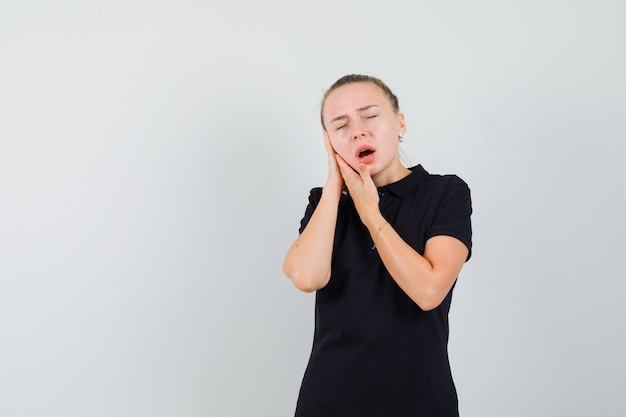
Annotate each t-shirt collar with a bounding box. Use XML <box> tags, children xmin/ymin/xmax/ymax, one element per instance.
<box><xmin>378</xmin><ymin>165</ymin><xmax>428</xmax><ymax>198</ymax></box>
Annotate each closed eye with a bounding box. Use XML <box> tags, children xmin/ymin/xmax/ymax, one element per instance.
<box><xmin>335</xmin><ymin>124</ymin><xmax>347</xmax><ymax>131</ymax></box>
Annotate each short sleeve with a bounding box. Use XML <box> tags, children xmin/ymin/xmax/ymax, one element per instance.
<box><xmin>298</xmin><ymin>188</ymin><xmax>323</xmax><ymax>234</ymax></box>
<box><xmin>427</xmin><ymin>176</ymin><xmax>473</xmax><ymax>261</ymax></box>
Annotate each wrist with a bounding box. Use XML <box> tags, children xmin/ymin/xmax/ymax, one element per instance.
<box><xmin>372</xmin><ymin>220</ymin><xmax>389</xmax><ymax>249</ymax></box>
<box><xmin>321</xmin><ymin>182</ymin><xmax>343</xmax><ymax>200</ymax></box>
<box><xmin>322</xmin><ymin>181</ymin><xmax>343</xmax><ymax>196</ymax></box>
<box><xmin>364</xmin><ymin>213</ymin><xmax>386</xmax><ymax>234</ymax></box>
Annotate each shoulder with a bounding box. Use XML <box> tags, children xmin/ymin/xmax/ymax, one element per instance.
<box><xmin>432</xmin><ymin>175</ymin><xmax>470</xmax><ymax>201</ymax></box>
<box><xmin>307</xmin><ymin>187</ymin><xmax>353</xmax><ymax>206</ymax></box>
<box><xmin>301</xmin><ymin>186</ymin><xmax>325</xmax><ymax>207</ymax></box>
<box><xmin>410</xmin><ymin>165</ymin><xmax>470</xmax><ymax>197</ymax></box>
<box><xmin>308</xmin><ymin>186</ymin><xmax>323</xmax><ymax>200</ymax></box>
<box><xmin>427</xmin><ymin>174</ymin><xmax>471</xmax><ymax>208</ymax></box>
<box><xmin>422</xmin><ymin>169</ymin><xmax>469</xmax><ymax>189</ymax></box>
<box><xmin>414</xmin><ymin>168</ymin><xmax>473</xmax><ymax>258</ymax></box>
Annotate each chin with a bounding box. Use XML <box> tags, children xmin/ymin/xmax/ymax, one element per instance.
<box><xmin>363</xmin><ymin>163</ymin><xmax>381</xmax><ymax>176</ymax></box>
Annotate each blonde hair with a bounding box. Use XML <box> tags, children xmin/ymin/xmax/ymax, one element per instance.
<box><xmin>320</xmin><ymin>74</ymin><xmax>400</xmax><ymax>129</ymax></box>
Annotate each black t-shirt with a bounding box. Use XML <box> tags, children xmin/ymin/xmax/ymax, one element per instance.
<box><xmin>294</xmin><ymin>165</ymin><xmax>473</xmax><ymax>417</ymax></box>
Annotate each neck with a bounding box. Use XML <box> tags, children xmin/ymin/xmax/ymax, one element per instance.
<box><xmin>372</xmin><ymin>163</ymin><xmax>411</xmax><ymax>187</ymax></box>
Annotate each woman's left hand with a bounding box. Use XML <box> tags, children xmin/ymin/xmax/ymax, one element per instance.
<box><xmin>335</xmin><ymin>155</ymin><xmax>381</xmax><ymax>227</ymax></box>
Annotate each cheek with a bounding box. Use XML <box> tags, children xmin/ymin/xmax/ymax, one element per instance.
<box><xmin>329</xmin><ymin>135</ymin><xmax>348</xmax><ymax>155</ymax></box>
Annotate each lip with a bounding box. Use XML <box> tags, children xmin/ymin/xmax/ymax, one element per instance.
<box><xmin>355</xmin><ymin>144</ymin><xmax>376</xmax><ymax>164</ymax></box>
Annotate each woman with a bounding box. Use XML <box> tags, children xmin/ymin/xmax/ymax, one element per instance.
<box><xmin>283</xmin><ymin>74</ymin><xmax>472</xmax><ymax>416</ymax></box>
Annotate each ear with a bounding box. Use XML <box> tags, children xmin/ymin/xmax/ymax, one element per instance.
<box><xmin>397</xmin><ymin>113</ymin><xmax>406</xmax><ymax>136</ymax></box>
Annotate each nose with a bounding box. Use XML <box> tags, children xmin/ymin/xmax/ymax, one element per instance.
<box><xmin>351</xmin><ymin>122</ymin><xmax>367</xmax><ymax>140</ymax></box>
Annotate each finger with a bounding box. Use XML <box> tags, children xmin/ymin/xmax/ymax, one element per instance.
<box><xmin>335</xmin><ymin>155</ymin><xmax>357</xmax><ymax>179</ymax></box>
<box><xmin>358</xmin><ymin>164</ymin><xmax>377</xmax><ymax>187</ymax></box>
<box><xmin>335</xmin><ymin>153</ymin><xmax>347</xmax><ymax>169</ymax></box>
<box><xmin>336</xmin><ymin>154</ymin><xmax>357</xmax><ymax>173</ymax></box>
<box><xmin>358</xmin><ymin>163</ymin><xmax>370</xmax><ymax>180</ymax></box>
<box><xmin>323</xmin><ymin>132</ymin><xmax>335</xmax><ymax>155</ymax></box>
<box><xmin>335</xmin><ymin>157</ymin><xmax>356</xmax><ymax>190</ymax></box>
<box><xmin>335</xmin><ymin>154</ymin><xmax>348</xmax><ymax>176</ymax></box>
<box><xmin>335</xmin><ymin>158</ymin><xmax>357</xmax><ymax>197</ymax></box>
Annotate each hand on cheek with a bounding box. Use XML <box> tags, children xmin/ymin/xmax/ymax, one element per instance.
<box><xmin>335</xmin><ymin>155</ymin><xmax>380</xmax><ymax>223</ymax></box>
<box><xmin>323</xmin><ymin>132</ymin><xmax>344</xmax><ymax>190</ymax></box>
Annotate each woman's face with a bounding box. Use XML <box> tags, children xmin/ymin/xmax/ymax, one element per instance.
<box><xmin>322</xmin><ymin>82</ymin><xmax>405</xmax><ymax>178</ymax></box>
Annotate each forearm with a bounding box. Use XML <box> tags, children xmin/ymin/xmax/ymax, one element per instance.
<box><xmin>283</xmin><ymin>184</ymin><xmax>341</xmax><ymax>292</ymax></box>
<box><xmin>365</xmin><ymin>215</ymin><xmax>466</xmax><ymax>311</ymax></box>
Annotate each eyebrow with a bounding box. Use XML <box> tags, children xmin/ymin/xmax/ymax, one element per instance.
<box><xmin>328</xmin><ymin>105</ymin><xmax>380</xmax><ymax>125</ymax></box>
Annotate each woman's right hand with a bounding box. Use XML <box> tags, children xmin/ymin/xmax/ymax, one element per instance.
<box><xmin>323</xmin><ymin>131</ymin><xmax>344</xmax><ymax>193</ymax></box>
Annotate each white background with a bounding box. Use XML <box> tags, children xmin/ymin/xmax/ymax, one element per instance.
<box><xmin>1</xmin><ymin>1</ymin><xmax>625</xmax><ymax>416</ymax></box>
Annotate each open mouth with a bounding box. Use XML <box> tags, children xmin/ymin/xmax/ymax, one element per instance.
<box><xmin>356</xmin><ymin>144</ymin><xmax>376</xmax><ymax>160</ymax></box>
<box><xmin>359</xmin><ymin>149</ymin><xmax>375</xmax><ymax>158</ymax></box>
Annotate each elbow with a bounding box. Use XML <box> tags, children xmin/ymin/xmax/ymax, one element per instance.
<box><xmin>291</xmin><ymin>277</ymin><xmax>319</xmax><ymax>293</ymax></box>
<box><xmin>416</xmin><ymin>298</ymin><xmax>442</xmax><ymax>312</ymax></box>
<box><xmin>412</xmin><ymin>284</ymin><xmax>449</xmax><ymax>312</ymax></box>
<box><xmin>288</xmin><ymin>272</ymin><xmax>322</xmax><ymax>293</ymax></box>
<box><xmin>411</xmin><ymin>271</ymin><xmax>458</xmax><ymax>311</ymax></box>
<box><xmin>282</xmin><ymin>260</ymin><xmax>326</xmax><ymax>293</ymax></box>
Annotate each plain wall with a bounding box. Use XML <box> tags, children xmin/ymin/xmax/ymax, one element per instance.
<box><xmin>1</xmin><ymin>1</ymin><xmax>625</xmax><ymax>416</ymax></box>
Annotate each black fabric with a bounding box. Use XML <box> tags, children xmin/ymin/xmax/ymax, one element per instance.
<box><xmin>294</xmin><ymin>165</ymin><xmax>472</xmax><ymax>417</ymax></box>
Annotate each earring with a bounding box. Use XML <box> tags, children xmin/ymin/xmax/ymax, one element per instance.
<box><xmin>398</xmin><ymin>134</ymin><xmax>404</xmax><ymax>143</ymax></box>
